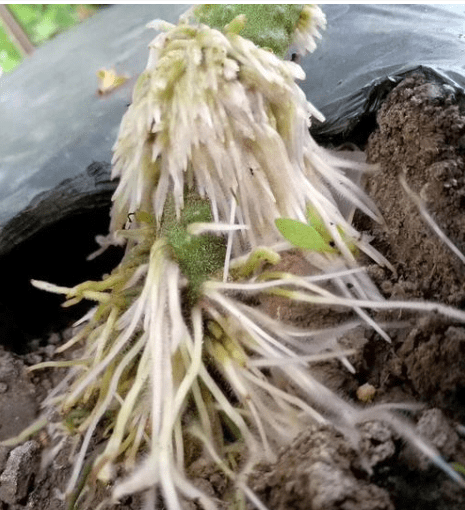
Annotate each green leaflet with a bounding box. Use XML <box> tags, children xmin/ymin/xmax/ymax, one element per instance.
<box><xmin>275</xmin><ymin>217</ymin><xmax>337</xmax><ymax>253</ymax></box>
<box><xmin>276</xmin><ymin>205</ymin><xmax>358</xmax><ymax>255</ymax></box>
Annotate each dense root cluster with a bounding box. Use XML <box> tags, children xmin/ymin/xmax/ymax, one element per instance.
<box><xmin>16</xmin><ymin>10</ymin><xmax>465</xmax><ymax>510</ymax></box>
<box><xmin>110</xmin><ymin>18</ymin><xmax>382</xmax><ymax>263</ymax></box>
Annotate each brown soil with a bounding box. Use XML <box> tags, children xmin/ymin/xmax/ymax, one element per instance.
<box><xmin>2</xmin><ymin>74</ymin><xmax>465</xmax><ymax>510</ymax></box>
<box><xmin>361</xmin><ymin>74</ymin><xmax>465</xmax><ymax>417</ymax></box>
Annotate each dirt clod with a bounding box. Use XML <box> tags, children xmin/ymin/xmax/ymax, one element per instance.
<box><xmin>415</xmin><ymin>409</ymin><xmax>460</xmax><ymax>467</ymax></box>
<box><xmin>0</xmin><ymin>349</ymin><xmax>37</xmax><ymax>442</ymax></box>
<box><xmin>0</xmin><ymin>441</ymin><xmax>40</xmax><ymax>505</ymax></box>
<box><xmin>250</xmin><ymin>424</ymin><xmax>394</xmax><ymax>510</ymax></box>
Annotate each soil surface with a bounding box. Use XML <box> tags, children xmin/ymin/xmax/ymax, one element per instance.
<box><xmin>2</xmin><ymin>74</ymin><xmax>465</xmax><ymax>509</ymax></box>
<box><xmin>362</xmin><ymin>74</ymin><xmax>465</xmax><ymax>418</ymax></box>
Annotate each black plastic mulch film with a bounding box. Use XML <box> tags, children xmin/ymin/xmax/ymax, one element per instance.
<box><xmin>301</xmin><ymin>4</ymin><xmax>465</xmax><ymax>147</ymax></box>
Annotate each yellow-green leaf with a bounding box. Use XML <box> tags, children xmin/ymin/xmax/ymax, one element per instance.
<box><xmin>275</xmin><ymin>218</ymin><xmax>337</xmax><ymax>253</ymax></box>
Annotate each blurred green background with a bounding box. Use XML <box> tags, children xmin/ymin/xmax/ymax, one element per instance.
<box><xmin>0</xmin><ymin>4</ymin><xmax>102</xmax><ymax>74</ymax></box>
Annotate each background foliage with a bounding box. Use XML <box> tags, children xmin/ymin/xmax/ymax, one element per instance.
<box><xmin>0</xmin><ymin>4</ymin><xmax>101</xmax><ymax>74</ymax></box>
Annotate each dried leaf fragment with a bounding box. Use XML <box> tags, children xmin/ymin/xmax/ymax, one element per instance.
<box><xmin>97</xmin><ymin>67</ymin><xmax>129</xmax><ymax>95</ymax></box>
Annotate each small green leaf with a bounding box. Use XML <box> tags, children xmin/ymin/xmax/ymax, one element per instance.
<box><xmin>275</xmin><ymin>218</ymin><xmax>337</xmax><ymax>253</ymax></box>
